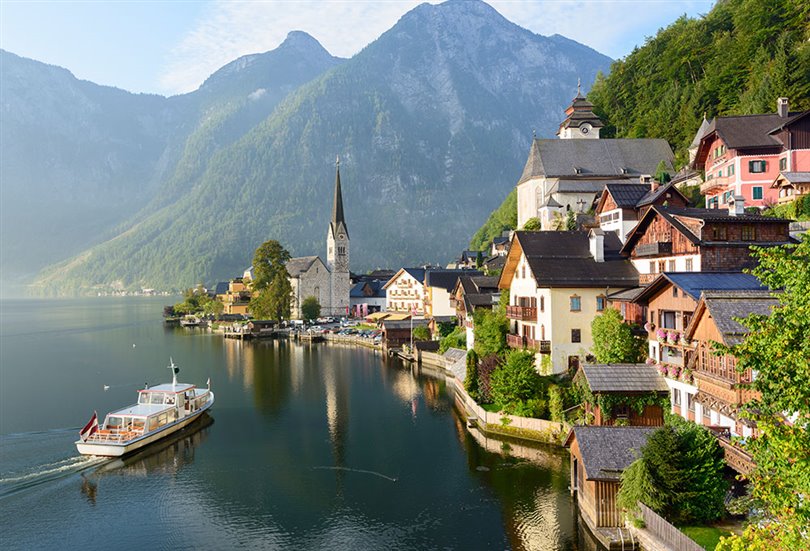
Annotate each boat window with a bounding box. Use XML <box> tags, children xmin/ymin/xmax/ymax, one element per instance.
<box><xmin>166</xmin><ymin>395</ymin><xmax>175</xmax><ymax>405</ymax></box>
<box><xmin>107</xmin><ymin>416</ymin><xmax>123</xmax><ymax>428</ymax></box>
<box><xmin>132</xmin><ymin>419</ymin><xmax>146</xmax><ymax>430</ymax></box>
<box><xmin>150</xmin><ymin>393</ymin><xmax>165</xmax><ymax>405</ymax></box>
<box><xmin>148</xmin><ymin>417</ymin><xmax>159</xmax><ymax>431</ymax></box>
<box><xmin>157</xmin><ymin>413</ymin><xmax>168</xmax><ymax>427</ymax></box>
<box><xmin>139</xmin><ymin>393</ymin><xmax>149</xmax><ymax>404</ymax></box>
<box><xmin>168</xmin><ymin>410</ymin><xmax>177</xmax><ymax>422</ymax></box>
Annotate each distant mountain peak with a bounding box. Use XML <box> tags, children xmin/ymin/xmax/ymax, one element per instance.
<box><xmin>280</xmin><ymin>30</ymin><xmax>328</xmax><ymax>54</ymax></box>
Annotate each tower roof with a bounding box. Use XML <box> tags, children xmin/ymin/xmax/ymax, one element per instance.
<box><xmin>330</xmin><ymin>157</ymin><xmax>348</xmax><ymax>238</ymax></box>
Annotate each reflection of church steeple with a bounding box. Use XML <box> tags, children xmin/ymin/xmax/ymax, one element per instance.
<box><xmin>324</xmin><ymin>364</ymin><xmax>349</xmax><ymax>486</ymax></box>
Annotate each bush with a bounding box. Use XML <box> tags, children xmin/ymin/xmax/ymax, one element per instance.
<box><xmin>490</xmin><ymin>350</ymin><xmax>541</xmax><ymax>410</ymax></box>
<box><xmin>464</xmin><ymin>349</ymin><xmax>480</xmax><ymax>401</ymax></box>
<box><xmin>477</xmin><ymin>354</ymin><xmax>500</xmax><ymax>404</ymax></box>
<box><xmin>591</xmin><ymin>308</ymin><xmax>646</xmax><ymax>364</ymax></box>
<box><xmin>301</xmin><ymin>296</ymin><xmax>321</xmax><ymax>321</ymax></box>
<box><xmin>411</xmin><ymin>326</ymin><xmax>430</xmax><ymax>341</ymax></box>
<box><xmin>439</xmin><ymin>325</ymin><xmax>466</xmax><ymax>353</ymax></box>
<box><xmin>548</xmin><ymin>384</ymin><xmax>565</xmax><ymax>422</ymax></box>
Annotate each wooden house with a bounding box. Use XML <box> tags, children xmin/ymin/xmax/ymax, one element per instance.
<box><xmin>565</xmin><ymin>426</ymin><xmax>656</xmax><ymax>530</ymax></box>
<box><xmin>381</xmin><ymin>319</ymin><xmax>428</xmax><ymax>348</ymax></box>
<box><xmin>450</xmin><ymin>274</ymin><xmax>500</xmax><ymax>350</ymax></box>
<box><xmin>577</xmin><ymin>364</ymin><xmax>668</xmax><ymax>426</ymax></box>
<box><xmin>595</xmin><ymin>180</ymin><xmax>688</xmax><ymax>243</ymax></box>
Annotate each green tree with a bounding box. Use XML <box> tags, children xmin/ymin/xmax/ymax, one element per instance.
<box><xmin>490</xmin><ymin>349</ymin><xmax>542</xmax><ymax>412</ymax></box>
<box><xmin>655</xmin><ymin>160</ymin><xmax>671</xmax><ymax>183</ymax></box>
<box><xmin>301</xmin><ymin>296</ymin><xmax>321</xmax><ymax>321</ymax></box>
<box><xmin>465</xmin><ymin>349</ymin><xmax>480</xmax><ymax>401</ymax></box>
<box><xmin>411</xmin><ymin>326</ymin><xmax>430</xmax><ymax>341</ymax></box>
<box><xmin>439</xmin><ymin>325</ymin><xmax>466</xmax><ymax>353</ymax></box>
<box><xmin>522</xmin><ymin>217</ymin><xmax>542</xmax><ymax>231</ymax></box>
<box><xmin>591</xmin><ymin>308</ymin><xmax>646</xmax><ymax>363</ymax></box>
<box><xmin>473</xmin><ymin>307</ymin><xmax>508</xmax><ymax>358</ymax></box>
<box><xmin>619</xmin><ymin>418</ymin><xmax>727</xmax><ymax>525</ymax></box>
<box><xmin>249</xmin><ymin>240</ymin><xmax>293</xmax><ymax>320</ymax></box>
<box><xmin>716</xmin><ymin>237</ymin><xmax>810</xmax><ymax>550</ymax></box>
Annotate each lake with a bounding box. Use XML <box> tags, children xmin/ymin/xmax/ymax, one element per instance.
<box><xmin>0</xmin><ymin>298</ymin><xmax>600</xmax><ymax>550</ymax></box>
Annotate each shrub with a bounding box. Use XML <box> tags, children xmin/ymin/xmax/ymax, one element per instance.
<box><xmin>464</xmin><ymin>349</ymin><xmax>480</xmax><ymax>401</ymax></box>
<box><xmin>439</xmin><ymin>325</ymin><xmax>466</xmax><ymax>353</ymax></box>
<box><xmin>476</xmin><ymin>354</ymin><xmax>500</xmax><ymax>404</ymax></box>
<box><xmin>411</xmin><ymin>326</ymin><xmax>430</xmax><ymax>341</ymax></box>
<box><xmin>592</xmin><ymin>309</ymin><xmax>646</xmax><ymax>363</ymax></box>
<box><xmin>490</xmin><ymin>350</ymin><xmax>541</xmax><ymax>410</ymax></box>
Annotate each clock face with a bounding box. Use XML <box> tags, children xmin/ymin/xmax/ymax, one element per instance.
<box><xmin>338</xmin><ymin>234</ymin><xmax>345</xmax><ymax>240</ymax></box>
<box><xmin>581</xmin><ymin>124</ymin><xmax>590</xmax><ymax>134</ymax></box>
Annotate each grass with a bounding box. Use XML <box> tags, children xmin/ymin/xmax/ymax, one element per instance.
<box><xmin>482</xmin><ymin>403</ymin><xmax>501</xmax><ymax>413</ymax></box>
<box><xmin>680</xmin><ymin>526</ymin><xmax>732</xmax><ymax>551</ymax></box>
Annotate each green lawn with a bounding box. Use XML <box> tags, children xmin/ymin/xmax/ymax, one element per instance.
<box><xmin>680</xmin><ymin>526</ymin><xmax>732</xmax><ymax>550</ymax></box>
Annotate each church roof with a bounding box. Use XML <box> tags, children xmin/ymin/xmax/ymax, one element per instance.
<box><xmin>285</xmin><ymin>256</ymin><xmax>323</xmax><ymax>277</ymax></box>
<box><xmin>518</xmin><ymin>139</ymin><xmax>674</xmax><ymax>184</ymax></box>
<box><xmin>330</xmin><ymin>161</ymin><xmax>349</xmax><ymax>239</ymax></box>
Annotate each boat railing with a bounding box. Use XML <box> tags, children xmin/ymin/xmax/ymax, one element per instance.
<box><xmin>88</xmin><ymin>427</ymin><xmax>144</xmax><ymax>443</ymax></box>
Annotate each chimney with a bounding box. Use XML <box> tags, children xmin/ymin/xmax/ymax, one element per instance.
<box><xmin>589</xmin><ymin>229</ymin><xmax>604</xmax><ymax>263</ymax></box>
<box><xmin>640</xmin><ymin>174</ymin><xmax>657</xmax><ymax>192</ymax></box>
<box><xmin>778</xmin><ymin>97</ymin><xmax>789</xmax><ymax>118</ymax></box>
<box><xmin>728</xmin><ymin>195</ymin><xmax>745</xmax><ymax>216</ymax></box>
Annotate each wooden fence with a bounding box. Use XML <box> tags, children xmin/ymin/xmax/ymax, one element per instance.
<box><xmin>638</xmin><ymin>502</ymin><xmax>704</xmax><ymax>551</ymax></box>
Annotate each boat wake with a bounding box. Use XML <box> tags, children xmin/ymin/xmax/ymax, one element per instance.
<box><xmin>0</xmin><ymin>430</ymin><xmax>109</xmax><ymax>499</ymax></box>
<box><xmin>313</xmin><ymin>465</ymin><xmax>398</xmax><ymax>482</ymax></box>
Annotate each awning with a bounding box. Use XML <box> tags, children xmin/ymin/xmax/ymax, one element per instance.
<box><xmin>383</xmin><ymin>313</ymin><xmax>411</xmax><ymax>321</ymax></box>
<box><xmin>366</xmin><ymin>312</ymin><xmax>390</xmax><ymax>321</ymax></box>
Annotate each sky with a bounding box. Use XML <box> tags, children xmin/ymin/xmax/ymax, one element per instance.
<box><xmin>0</xmin><ymin>0</ymin><xmax>713</xmax><ymax>97</ymax></box>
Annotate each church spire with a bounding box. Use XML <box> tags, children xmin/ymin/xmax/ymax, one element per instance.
<box><xmin>331</xmin><ymin>156</ymin><xmax>348</xmax><ymax>238</ymax></box>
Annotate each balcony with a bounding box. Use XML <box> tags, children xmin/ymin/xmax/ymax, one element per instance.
<box><xmin>526</xmin><ymin>338</ymin><xmax>551</xmax><ymax>354</ymax></box>
<box><xmin>506</xmin><ymin>333</ymin><xmax>526</xmax><ymax>349</ymax></box>
<box><xmin>639</xmin><ymin>273</ymin><xmax>658</xmax><ymax>285</ymax></box>
<box><xmin>706</xmin><ymin>427</ymin><xmax>755</xmax><ymax>475</ymax></box>
<box><xmin>701</xmin><ymin>178</ymin><xmax>726</xmax><ymax>194</ymax></box>
<box><xmin>634</xmin><ymin>242</ymin><xmax>673</xmax><ymax>257</ymax></box>
<box><xmin>506</xmin><ymin>305</ymin><xmax>537</xmax><ymax>321</ymax></box>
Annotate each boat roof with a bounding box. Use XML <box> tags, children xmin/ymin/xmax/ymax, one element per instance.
<box><xmin>108</xmin><ymin>403</ymin><xmax>170</xmax><ymax>418</ymax></box>
<box><xmin>139</xmin><ymin>383</ymin><xmax>195</xmax><ymax>393</ymax></box>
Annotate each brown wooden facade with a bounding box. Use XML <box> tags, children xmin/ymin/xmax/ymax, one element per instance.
<box><xmin>586</xmin><ymin>399</ymin><xmax>664</xmax><ymax>427</ymax></box>
<box><xmin>568</xmin><ymin>437</ymin><xmax>622</xmax><ymax>529</ymax></box>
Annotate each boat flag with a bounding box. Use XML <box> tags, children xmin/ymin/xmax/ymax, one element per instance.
<box><xmin>79</xmin><ymin>411</ymin><xmax>99</xmax><ymax>442</ymax></box>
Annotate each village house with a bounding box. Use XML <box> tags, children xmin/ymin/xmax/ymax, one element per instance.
<box><xmin>383</xmin><ymin>268</ymin><xmax>426</xmax><ymax>316</ymax></box>
<box><xmin>620</xmin><ymin>203</ymin><xmax>792</xmax><ymax>285</ymax></box>
<box><xmin>516</xmin><ymin>88</ymin><xmax>674</xmax><ymax>230</ymax></box>
<box><xmin>380</xmin><ymin>319</ymin><xmax>429</xmax><ymax>348</ymax></box>
<box><xmin>566</xmin><ymin>426</ymin><xmax>656</xmax><ymax>532</ymax></box>
<box><xmin>499</xmin><ymin>230</ymin><xmax>639</xmax><ymax>374</ymax></box>
<box><xmin>424</xmin><ymin>269</ymin><xmax>481</xmax><ymax>319</ymax></box>
<box><xmin>594</xmin><ymin>179</ymin><xmax>689</xmax><ymax>243</ymax></box>
<box><xmin>215</xmin><ymin>278</ymin><xmax>251</xmax><ymax>315</ymax></box>
<box><xmin>771</xmin><ymin>171</ymin><xmax>810</xmax><ymax>204</ymax></box>
<box><xmin>681</xmin><ymin>289</ymin><xmax>778</xmax><ymax>474</ymax></box>
<box><xmin>450</xmin><ymin>274</ymin><xmax>500</xmax><ymax>350</ymax></box>
<box><xmin>692</xmin><ymin>98</ymin><xmax>810</xmax><ymax>209</ymax></box>
<box><xmin>577</xmin><ymin>364</ymin><xmax>668</xmax><ymax>427</ymax></box>
<box><xmin>490</xmin><ymin>231</ymin><xmax>512</xmax><ymax>257</ymax></box>
<box><xmin>349</xmin><ymin>279</ymin><xmax>386</xmax><ymax>318</ymax></box>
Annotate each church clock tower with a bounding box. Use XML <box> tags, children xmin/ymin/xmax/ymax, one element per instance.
<box><xmin>327</xmin><ymin>157</ymin><xmax>350</xmax><ymax>316</ymax></box>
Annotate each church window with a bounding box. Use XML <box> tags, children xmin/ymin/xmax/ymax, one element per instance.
<box><xmin>338</xmin><ymin>246</ymin><xmax>345</xmax><ymax>255</ymax></box>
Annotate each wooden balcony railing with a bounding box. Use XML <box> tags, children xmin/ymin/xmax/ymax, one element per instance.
<box><xmin>634</xmin><ymin>242</ymin><xmax>673</xmax><ymax>257</ymax></box>
<box><xmin>526</xmin><ymin>338</ymin><xmax>551</xmax><ymax>354</ymax></box>
<box><xmin>506</xmin><ymin>333</ymin><xmax>525</xmax><ymax>349</ymax></box>
<box><xmin>506</xmin><ymin>305</ymin><xmax>537</xmax><ymax>321</ymax></box>
<box><xmin>701</xmin><ymin>178</ymin><xmax>726</xmax><ymax>194</ymax></box>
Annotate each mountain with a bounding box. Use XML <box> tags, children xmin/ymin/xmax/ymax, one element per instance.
<box><xmin>13</xmin><ymin>0</ymin><xmax>612</xmax><ymax>294</ymax></box>
<box><xmin>469</xmin><ymin>0</ymin><xmax>810</xmax><ymax>250</ymax></box>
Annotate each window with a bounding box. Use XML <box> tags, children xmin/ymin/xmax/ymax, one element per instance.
<box><xmin>728</xmin><ymin>164</ymin><xmax>735</xmax><ymax>176</ymax></box>
<box><xmin>742</xmin><ymin>225</ymin><xmax>756</xmax><ymax>241</ymax></box>
<box><xmin>649</xmin><ymin>261</ymin><xmax>656</xmax><ymax>274</ymax></box>
<box><xmin>673</xmin><ymin>388</ymin><xmax>681</xmax><ymax>406</ymax></box>
<box><xmin>571</xmin><ymin>329</ymin><xmax>581</xmax><ymax>343</ymax></box>
<box><xmin>688</xmin><ymin>393</ymin><xmax>695</xmax><ymax>412</ymax></box>
<box><xmin>672</xmin><ymin>286</ymin><xmax>678</xmax><ymax>298</ymax></box>
<box><xmin>596</xmin><ymin>296</ymin><xmax>606</xmax><ymax>312</ymax></box>
<box><xmin>711</xmin><ymin>226</ymin><xmax>727</xmax><ymax>240</ymax></box>
<box><xmin>779</xmin><ymin>157</ymin><xmax>787</xmax><ymax>171</ymax></box>
<box><xmin>539</xmin><ymin>296</ymin><xmax>544</xmax><ymax>312</ymax></box>
<box><xmin>703</xmin><ymin>405</ymin><xmax>711</xmax><ymax>422</ymax></box>
<box><xmin>614</xmin><ymin>404</ymin><xmax>630</xmax><ymax>419</ymax></box>
<box><xmin>658</xmin><ymin>260</ymin><xmax>666</xmax><ymax>273</ymax></box>
<box><xmin>521</xmin><ymin>265</ymin><xmax>525</xmax><ymax>279</ymax></box>
<box><xmin>749</xmin><ymin>160</ymin><xmax>766</xmax><ymax>173</ymax></box>
<box><xmin>752</xmin><ymin>186</ymin><xmax>763</xmax><ymax>200</ymax></box>
<box><xmin>685</xmin><ymin>258</ymin><xmax>693</xmax><ymax>271</ymax></box>
<box><xmin>668</xmin><ymin>259</ymin><xmax>676</xmax><ymax>272</ymax></box>
<box><xmin>570</xmin><ymin>295</ymin><xmax>581</xmax><ymax>311</ymax></box>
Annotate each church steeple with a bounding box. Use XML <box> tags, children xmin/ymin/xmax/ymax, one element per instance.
<box><xmin>330</xmin><ymin>156</ymin><xmax>348</xmax><ymax>238</ymax></box>
<box><xmin>557</xmin><ymin>82</ymin><xmax>603</xmax><ymax>139</ymax></box>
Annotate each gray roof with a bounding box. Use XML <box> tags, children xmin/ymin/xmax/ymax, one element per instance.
<box><xmin>604</xmin><ymin>184</ymin><xmax>651</xmax><ymax>208</ymax></box>
<box><xmin>458</xmin><ymin>275</ymin><xmax>500</xmax><ymax>311</ymax></box>
<box><xmin>214</xmin><ymin>282</ymin><xmax>229</xmax><ymax>295</ymax></box>
<box><xmin>606</xmin><ymin>287</ymin><xmax>645</xmax><ymax>302</ymax></box>
<box><xmin>780</xmin><ymin>172</ymin><xmax>810</xmax><ymax>184</ymax></box>
<box><xmin>519</xmin><ymin>138</ymin><xmax>674</xmax><ymax>184</ymax></box>
<box><xmin>382</xmin><ymin>319</ymin><xmax>428</xmax><ymax>330</ymax></box>
<box><xmin>689</xmin><ymin>116</ymin><xmax>712</xmax><ymax>149</ymax></box>
<box><xmin>700</xmin><ymin>290</ymin><xmax>779</xmax><ymax>346</ymax></box>
<box><xmin>425</xmin><ymin>269</ymin><xmax>482</xmax><ymax>292</ymax></box>
<box><xmin>581</xmin><ymin>364</ymin><xmax>669</xmax><ymax>393</ymax></box>
<box><xmin>568</xmin><ymin>426</ymin><xmax>656</xmax><ymax>481</ymax></box>
<box><xmin>515</xmin><ymin>231</ymin><xmax>639</xmax><ymax>288</ymax></box>
<box><xmin>285</xmin><ymin>256</ymin><xmax>321</xmax><ymax>277</ymax></box>
<box><xmin>633</xmin><ymin>272</ymin><xmax>768</xmax><ymax>304</ymax></box>
<box><xmin>709</xmin><ymin>114</ymin><xmax>788</xmax><ymax>150</ymax></box>
<box><xmin>330</xmin><ymin>164</ymin><xmax>349</xmax><ymax>239</ymax></box>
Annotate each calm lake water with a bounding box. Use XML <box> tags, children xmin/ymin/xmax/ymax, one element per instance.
<box><xmin>0</xmin><ymin>298</ymin><xmax>600</xmax><ymax>550</ymax></box>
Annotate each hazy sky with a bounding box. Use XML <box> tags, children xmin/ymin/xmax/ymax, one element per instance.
<box><xmin>1</xmin><ymin>0</ymin><xmax>712</xmax><ymax>96</ymax></box>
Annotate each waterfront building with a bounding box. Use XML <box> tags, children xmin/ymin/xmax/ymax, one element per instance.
<box><xmin>450</xmin><ymin>275</ymin><xmax>500</xmax><ymax>350</ymax></box>
<box><xmin>286</xmin><ymin>256</ymin><xmax>332</xmax><ymax>319</ymax></box>
<box><xmin>516</xmin><ymin>89</ymin><xmax>674</xmax><ymax>230</ymax></box>
<box><xmin>349</xmin><ymin>279</ymin><xmax>387</xmax><ymax>317</ymax></box>
<box><xmin>383</xmin><ymin>268</ymin><xmax>426</xmax><ymax>315</ymax></box>
<box><xmin>499</xmin><ymin>230</ymin><xmax>638</xmax><ymax>374</ymax></box>
<box><xmin>216</xmin><ymin>278</ymin><xmax>251</xmax><ymax>315</ymax></box>
<box><xmin>424</xmin><ymin>269</ymin><xmax>481</xmax><ymax>319</ymax></box>
<box><xmin>565</xmin><ymin>426</ymin><xmax>656</xmax><ymax>531</ymax></box>
<box><xmin>692</xmin><ymin>98</ymin><xmax>810</xmax><ymax>209</ymax></box>
<box><xmin>576</xmin><ymin>364</ymin><xmax>668</xmax><ymax>427</ymax></box>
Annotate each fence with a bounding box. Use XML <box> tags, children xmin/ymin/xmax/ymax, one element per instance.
<box><xmin>637</xmin><ymin>502</ymin><xmax>704</xmax><ymax>551</ymax></box>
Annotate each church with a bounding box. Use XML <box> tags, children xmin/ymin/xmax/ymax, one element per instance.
<box><xmin>284</xmin><ymin>159</ymin><xmax>352</xmax><ymax>318</ymax></box>
<box><xmin>516</xmin><ymin>85</ymin><xmax>675</xmax><ymax>230</ymax></box>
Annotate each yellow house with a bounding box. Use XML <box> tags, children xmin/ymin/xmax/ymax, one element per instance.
<box><xmin>216</xmin><ymin>278</ymin><xmax>251</xmax><ymax>315</ymax></box>
<box><xmin>499</xmin><ymin>230</ymin><xmax>639</xmax><ymax>374</ymax></box>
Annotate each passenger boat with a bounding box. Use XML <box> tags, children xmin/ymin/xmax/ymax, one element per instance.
<box><xmin>76</xmin><ymin>359</ymin><xmax>214</xmax><ymax>457</ymax></box>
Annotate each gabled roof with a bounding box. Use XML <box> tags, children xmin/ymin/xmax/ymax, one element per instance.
<box><xmin>632</xmin><ymin>272</ymin><xmax>767</xmax><ymax>304</ymax></box>
<box><xmin>382</xmin><ymin>267</ymin><xmax>426</xmax><ymax>290</ymax></box>
<box><xmin>214</xmin><ymin>282</ymin><xmax>229</xmax><ymax>295</ymax></box>
<box><xmin>689</xmin><ymin>116</ymin><xmax>712</xmax><ymax>149</ymax></box>
<box><xmin>636</xmin><ymin>182</ymin><xmax>688</xmax><ymax>208</ymax></box>
<box><xmin>710</xmin><ymin>114</ymin><xmax>785</xmax><ymax>149</ymax></box>
<box><xmin>500</xmin><ymin>231</ymin><xmax>639</xmax><ymax>289</ymax></box>
<box><xmin>455</xmin><ymin>275</ymin><xmax>500</xmax><ymax>312</ymax></box>
<box><xmin>772</xmin><ymin>171</ymin><xmax>810</xmax><ymax>187</ymax></box>
<box><xmin>518</xmin><ymin>139</ymin><xmax>674</xmax><ymax>184</ymax></box>
<box><xmin>425</xmin><ymin>269</ymin><xmax>482</xmax><ymax>292</ymax></box>
<box><xmin>580</xmin><ymin>364</ymin><xmax>669</xmax><ymax>393</ymax></box>
<box><xmin>621</xmin><ymin>205</ymin><xmax>792</xmax><ymax>255</ymax></box>
<box><xmin>685</xmin><ymin>289</ymin><xmax>779</xmax><ymax>346</ymax></box>
<box><xmin>597</xmin><ymin>182</ymin><xmax>687</xmax><ymax>213</ymax></box>
<box><xmin>350</xmin><ymin>279</ymin><xmax>386</xmax><ymax>298</ymax></box>
<box><xmin>565</xmin><ymin>426</ymin><xmax>656</xmax><ymax>481</ymax></box>
<box><xmin>285</xmin><ymin>256</ymin><xmax>323</xmax><ymax>277</ymax></box>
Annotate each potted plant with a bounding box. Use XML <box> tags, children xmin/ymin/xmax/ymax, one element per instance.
<box><xmin>667</xmin><ymin>331</ymin><xmax>680</xmax><ymax>344</ymax></box>
<box><xmin>656</xmin><ymin>328</ymin><xmax>667</xmax><ymax>341</ymax></box>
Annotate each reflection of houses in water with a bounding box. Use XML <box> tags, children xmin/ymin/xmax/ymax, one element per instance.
<box><xmin>223</xmin><ymin>337</ymin><xmax>253</xmax><ymax>390</ymax></box>
<box><xmin>323</xmin><ymin>364</ymin><xmax>350</xmax><ymax>486</ymax></box>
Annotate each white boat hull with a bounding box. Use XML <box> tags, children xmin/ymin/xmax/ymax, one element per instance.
<box><xmin>76</xmin><ymin>392</ymin><xmax>214</xmax><ymax>457</ymax></box>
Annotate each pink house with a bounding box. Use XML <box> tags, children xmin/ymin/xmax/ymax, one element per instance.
<box><xmin>693</xmin><ymin>98</ymin><xmax>810</xmax><ymax>209</ymax></box>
